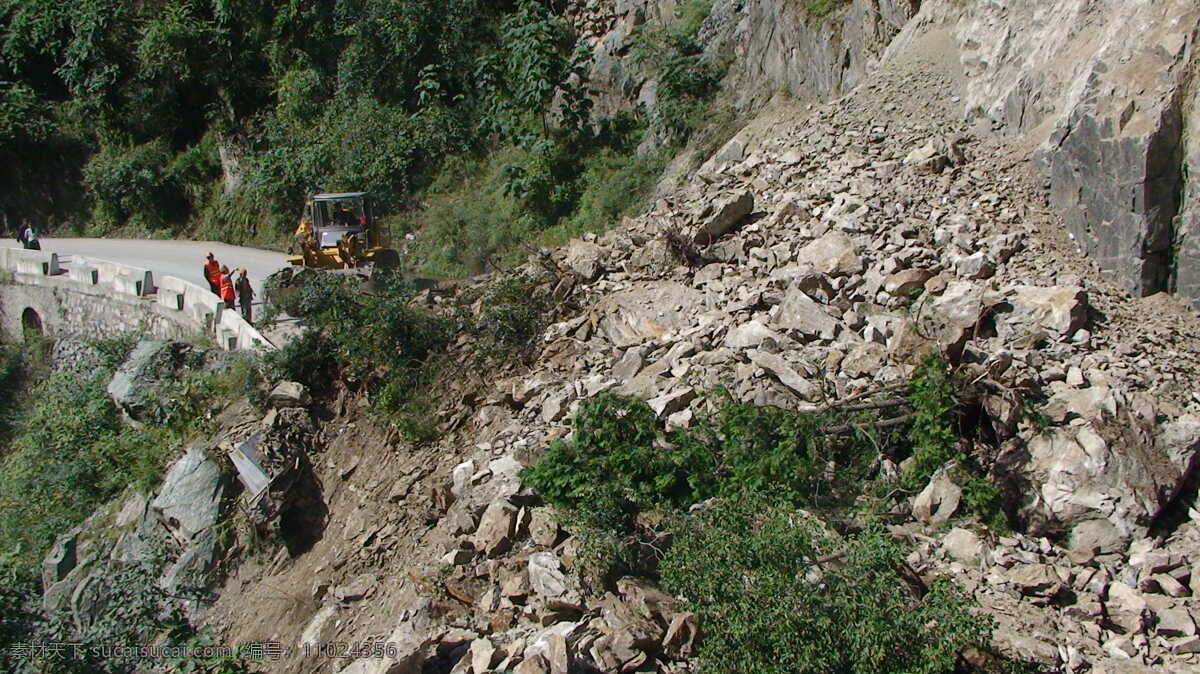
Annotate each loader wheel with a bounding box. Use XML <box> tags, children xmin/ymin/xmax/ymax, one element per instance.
<box><xmin>372</xmin><ymin>248</ymin><xmax>400</xmax><ymax>270</ymax></box>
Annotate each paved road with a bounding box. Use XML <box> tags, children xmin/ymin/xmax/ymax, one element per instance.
<box><xmin>1</xmin><ymin>237</ymin><xmax>291</xmax><ymax>299</ymax></box>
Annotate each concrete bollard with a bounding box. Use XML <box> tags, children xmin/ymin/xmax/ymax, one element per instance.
<box><xmin>11</xmin><ymin>250</ymin><xmax>61</xmax><ymax>276</ymax></box>
<box><xmin>158</xmin><ymin>275</ymin><xmax>225</xmax><ymax>329</ymax></box>
<box><xmin>68</xmin><ymin>263</ymin><xmax>99</xmax><ymax>285</ymax></box>
<box><xmin>93</xmin><ymin>259</ymin><xmax>153</xmax><ymax>297</ymax></box>
<box><xmin>157</xmin><ymin>290</ymin><xmax>185</xmax><ymax>311</ymax></box>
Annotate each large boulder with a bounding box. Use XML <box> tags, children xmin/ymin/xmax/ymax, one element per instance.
<box><xmin>473</xmin><ymin>500</ymin><xmax>518</xmax><ymax>557</ymax></box>
<box><xmin>772</xmin><ymin>289</ymin><xmax>842</xmax><ymax>341</ymax></box>
<box><xmin>693</xmin><ymin>190</ymin><xmax>755</xmax><ymax>244</ymax></box>
<box><xmin>995</xmin><ymin>286</ymin><xmax>1088</xmax><ymax>342</ymax></box>
<box><xmin>565</xmin><ymin>240</ymin><xmax>605</xmax><ymax>281</ymax></box>
<box><xmin>107</xmin><ymin>340</ymin><xmax>211</xmax><ymax>424</ymax></box>
<box><xmin>746</xmin><ymin>350</ymin><xmax>817</xmax><ymax>398</ymax></box>
<box><xmin>912</xmin><ymin>464</ymin><xmax>963</xmax><ymax>524</ymax></box>
<box><xmin>150</xmin><ymin>445</ymin><xmax>225</xmax><ymax>545</ymax></box>
<box><xmin>593</xmin><ymin>283</ymin><xmax>705</xmax><ymax>347</ymax></box>
<box><xmin>724</xmin><ymin>319</ymin><xmax>787</xmax><ymax>349</ymax></box>
<box><xmin>1000</xmin><ymin>406</ymin><xmax>1200</xmax><ymax>539</ymax></box>
<box><xmin>528</xmin><ymin>551</ymin><xmax>570</xmax><ymax>599</ymax></box>
<box><xmin>792</xmin><ymin>233</ymin><xmax>863</xmax><ymax>276</ymax></box>
<box><xmin>918</xmin><ymin>281</ymin><xmax>1004</xmax><ymax>359</ymax></box>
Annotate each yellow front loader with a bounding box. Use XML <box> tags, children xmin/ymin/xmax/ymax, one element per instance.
<box><xmin>288</xmin><ymin>192</ymin><xmax>399</xmax><ymax>270</ymax></box>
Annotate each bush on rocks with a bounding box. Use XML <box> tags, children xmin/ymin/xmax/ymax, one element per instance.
<box><xmin>662</xmin><ymin>495</ymin><xmax>992</xmax><ymax>674</ymax></box>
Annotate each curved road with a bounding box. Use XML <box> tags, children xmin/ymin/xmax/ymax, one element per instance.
<box><xmin>1</xmin><ymin>237</ymin><xmax>290</xmax><ymax>300</ymax></box>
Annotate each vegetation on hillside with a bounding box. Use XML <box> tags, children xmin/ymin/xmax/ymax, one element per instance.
<box><xmin>264</xmin><ymin>266</ymin><xmax>556</xmax><ymax>440</ymax></box>
<box><xmin>0</xmin><ymin>337</ymin><xmax>259</xmax><ymax>583</ymax></box>
<box><xmin>522</xmin><ymin>355</ymin><xmax>1005</xmax><ymax>669</ymax></box>
<box><xmin>0</xmin><ymin>0</ymin><xmax>727</xmax><ymax>271</ymax></box>
<box><xmin>663</xmin><ymin>497</ymin><xmax>990</xmax><ymax>674</ymax></box>
<box><xmin>0</xmin><ymin>336</ymin><xmax>263</xmax><ymax>673</ymax></box>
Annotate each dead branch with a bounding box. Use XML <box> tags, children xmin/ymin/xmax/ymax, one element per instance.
<box><xmin>815</xmin><ymin>383</ymin><xmax>910</xmax><ymax>414</ymax></box>
<box><xmin>837</xmin><ymin>398</ymin><xmax>910</xmax><ymax>413</ymax></box>
<box><xmin>820</xmin><ymin>414</ymin><xmax>914</xmax><ymax>436</ymax></box>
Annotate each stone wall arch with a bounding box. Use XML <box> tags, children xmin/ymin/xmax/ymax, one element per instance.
<box><xmin>20</xmin><ymin>307</ymin><xmax>42</xmax><ymax>338</ymax></box>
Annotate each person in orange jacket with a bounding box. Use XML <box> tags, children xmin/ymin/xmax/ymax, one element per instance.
<box><xmin>204</xmin><ymin>253</ymin><xmax>221</xmax><ymax>295</ymax></box>
<box><xmin>219</xmin><ymin>265</ymin><xmax>236</xmax><ymax>310</ymax></box>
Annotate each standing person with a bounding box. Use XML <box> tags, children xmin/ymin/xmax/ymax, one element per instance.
<box><xmin>219</xmin><ymin>265</ymin><xmax>236</xmax><ymax>310</ymax></box>
<box><xmin>22</xmin><ymin>223</ymin><xmax>39</xmax><ymax>250</ymax></box>
<box><xmin>235</xmin><ymin>269</ymin><xmax>254</xmax><ymax>323</ymax></box>
<box><xmin>204</xmin><ymin>253</ymin><xmax>221</xmax><ymax>295</ymax></box>
<box><xmin>293</xmin><ymin>201</ymin><xmax>314</xmax><ymax>255</ymax></box>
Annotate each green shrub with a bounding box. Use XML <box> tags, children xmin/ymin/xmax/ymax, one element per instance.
<box><xmin>662</xmin><ymin>496</ymin><xmax>993</xmax><ymax>674</ymax></box>
<box><xmin>716</xmin><ymin>398</ymin><xmax>884</xmax><ymax>508</ymax></box>
<box><xmin>545</xmin><ymin>146</ymin><xmax>667</xmax><ymax>243</ymax></box>
<box><xmin>265</xmin><ymin>328</ymin><xmax>336</xmax><ymax>395</ymax></box>
<box><xmin>903</xmin><ymin>353</ymin><xmax>959</xmax><ymax>491</ymax></box>
<box><xmin>475</xmin><ymin>275</ymin><xmax>552</xmax><ymax>355</ymax></box>
<box><xmin>24</xmin><ymin>543</ymin><xmax>251</xmax><ymax>674</ymax></box>
<box><xmin>903</xmin><ymin>354</ymin><xmax>1008</xmax><ymax>529</ymax></box>
<box><xmin>83</xmin><ymin>140</ymin><xmax>186</xmax><ymax>230</ymax></box>
<box><xmin>266</xmin><ymin>270</ymin><xmax>454</xmax><ymax>433</ymax></box>
<box><xmin>0</xmin><ymin>336</ymin><xmax>256</xmax><ymax>579</ymax></box>
<box><xmin>0</xmin><ymin>346</ymin><xmax>23</xmax><ymax>440</ymax></box>
<box><xmin>523</xmin><ymin>392</ymin><xmax>894</xmax><ymax>534</ymax></box>
<box><xmin>632</xmin><ymin>0</ymin><xmax>728</xmax><ymax>142</ymax></box>
<box><xmin>412</xmin><ymin>132</ymin><xmax>662</xmax><ymax>278</ymax></box>
<box><xmin>523</xmin><ymin>393</ymin><xmax>719</xmax><ymax>531</ymax></box>
<box><xmin>411</xmin><ymin>148</ymin><xmax>530</xmax><ymax>277</ymax></box>
<box><xmin>0</xmin><ymin>367</ymin><xmax>125</xmax><ymax>572</ymax></box>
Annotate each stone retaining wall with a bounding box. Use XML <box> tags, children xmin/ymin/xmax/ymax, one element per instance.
<box><xmin>0</xmin><ymin>248</ymin><xmax>274</xmax><ymax>351</ymax></box>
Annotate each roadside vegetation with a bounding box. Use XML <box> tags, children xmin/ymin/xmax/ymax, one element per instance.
<box><xmin>264</xmin><ymin>266</ymin><xmax>556</xmax><ymax>441</ymax></box>
<box><xmin>0</xmin><ymin>335</ymin><xmax>262</xmax><ymax>673</ymax></box>
<box><xmin>0</xmin><ymin>336</ymin><xmax>259</xmax><ymax>584</ymax></box>
<box><xmin>0</xmin><ymin>0</ymin><xmax>730</xmax><ymax>276</ymax></box>
<box><xmin>522</xmin><ymin>355</ymin><xmax>1005</xmax><ymax>670</ymax></box>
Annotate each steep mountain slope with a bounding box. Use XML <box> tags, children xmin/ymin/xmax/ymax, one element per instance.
<box><xmin>28</xmin><ymin>2</ymin><xmax>1200</xmax><ymax>673</ymax></box>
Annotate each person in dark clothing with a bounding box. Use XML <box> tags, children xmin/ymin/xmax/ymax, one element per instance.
<box><xmin>235</xmin><ymin>269</ymin><xmax>254</xmax><ymax>323</ymax></box>
<box><xmin>21</xmin><ymin>224</ymin><xmax>39</xmax><ymax>250</ymax></box>
<box><xmin>334</xmin><ymin>205</ymin><xmax>356</xmax><ymax>227</ymax></box>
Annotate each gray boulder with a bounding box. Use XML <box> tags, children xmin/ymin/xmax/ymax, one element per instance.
<box><xmin>594</xmin><ymin>283</ymin><xmax>705</xmax><ymax>347</ymax></box>
<box><xmin>107</xmin><ymin>340</ymin><xmax>224</xmax><ymax>424</ymax></box>
<box><xmin>996</xmin><ymin>286</ymin><xmax>1088</xmax><ymax>341</ymax></box>
<box><xmin>772</xmin><ymin>289</ymin><xmax>842</xmax><ymax>341</ymax></box>
<box><xmin>693</xmin><ymin>191</ymin><xmax>755</xmax><ymax>244</ymax></box>
<box><xmin>150</xmin><ymin>445</ymin><xmax>225</xmax><ymax>545</ymax></box>
<box><xmin>1006</xmin><ymin>406</ymin><xmax>1199</xmax><ymax>540</ymax></box>
<box><xmin>793</xmin><ymin>233</ymin><xmax>863</xmax><ymax>276</ymax></box>
<box><xmin>268</xmin><ymin>381</ymin><xmax>310</xmax><ymax>408</ymax></box>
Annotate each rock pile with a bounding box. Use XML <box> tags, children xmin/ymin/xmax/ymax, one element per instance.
<box><xmin>318</xmin><ymin>36</ymin><xmax>1200</xmax><ymax>673</ymax></box>
<box><xmin>187</xmin><ymin>7</ymin><xmax>1200</xmax><ymax>674</ymax></box>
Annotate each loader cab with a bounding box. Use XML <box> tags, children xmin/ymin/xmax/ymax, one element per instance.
<box><xmin>310</xmin><ymin>192</ymin><xmax>374</xmax><ymax>249</ymax></box>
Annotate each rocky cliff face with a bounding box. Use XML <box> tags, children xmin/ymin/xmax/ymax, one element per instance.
<box><xmin>581</xmin><ymin>0</ymin><xmax>1200</xmax><ymax>306</ymax></box>
<box><xmin>570</xmin><ymin>0</ymin><xmax>920</xmax><ymax>127</ymax></box>
<box><xmin>951</xmin><ymin>0</ymin><xmax>1199</xmax><ymax>302</ymax></box>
